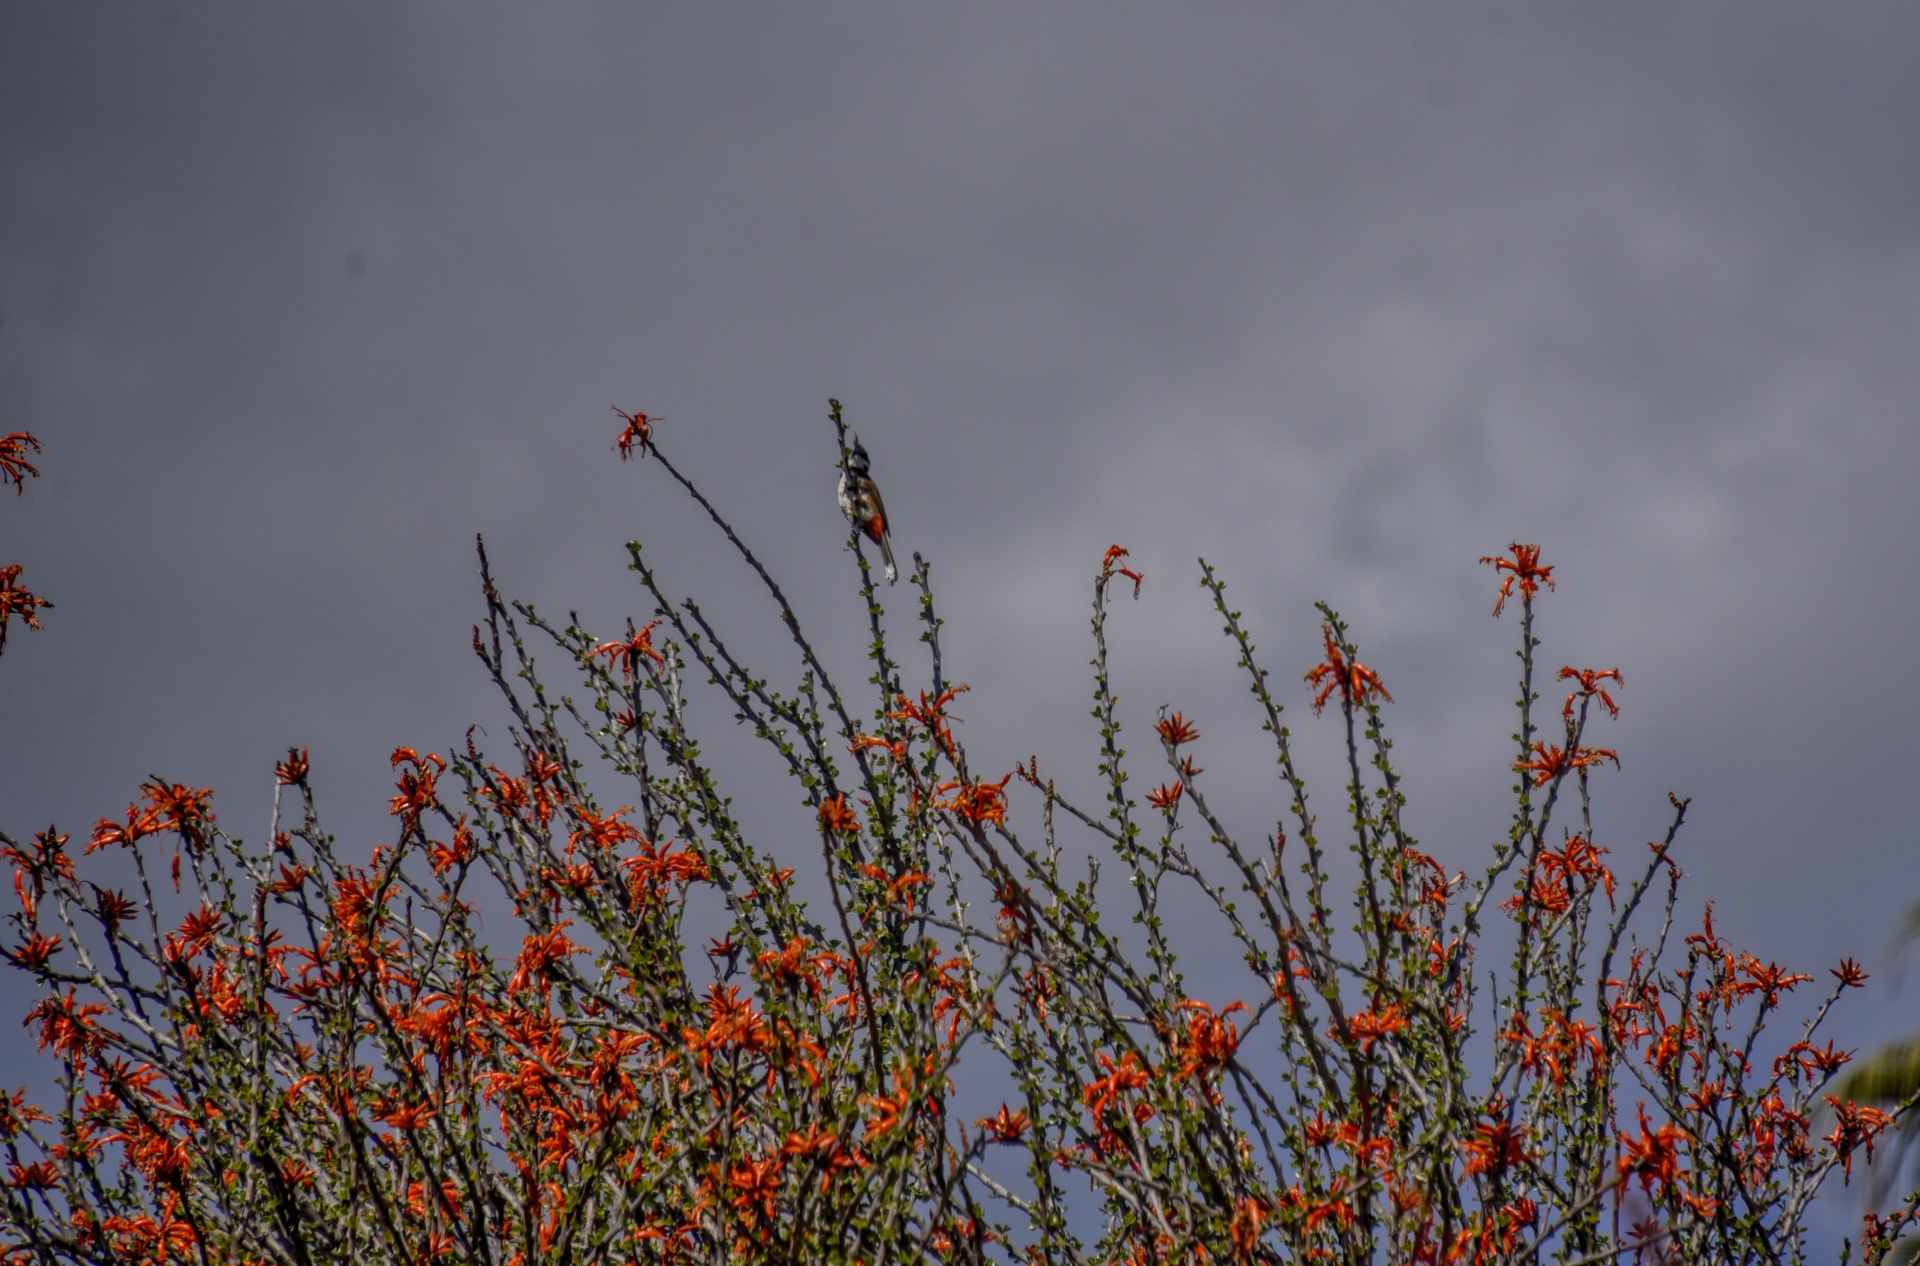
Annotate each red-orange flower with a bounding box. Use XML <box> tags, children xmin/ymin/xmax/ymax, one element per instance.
<box><xmin>23</xmin><ymin>989</ymin><xmax>108</xmax><ymax>1058</ymax></box>
<box><xmin>1229</xmin><ymin>1197</ymin><xmax>1270</xmax><ymax>1262</ymax></box>
<box><xmin>507</xmin><ymin>923</ymin><xmax>584</xmax><ymax>994</ymax></box>
<box><xmin>727</xmin><ymin>1154</ymin><xmax>783</xmax><ymax>1227</ymax></box>
<box><xmin>1558</xmin><ymin>666</ymin><xmax>1623</xmax><ymax>720</ymax></box>
<box><xmin>273</xmin><ymin>747</ymin><xmax>310</xmax><ymax>786</ymax></box>
<box><xmin>8</xmin><ymin>934</ymin><xmax>61</xmax><ymax>973</ymax></box>
<box><xmin>1300</xmin><ymin>1181</ymin><xmax>1355</xmax><ymax>1233</ymax></box>
<box><xmin>849</xmin><ymin>733</ymin><xmax>907</xmax><ymax>761</ymax></box>
<box><xmin>863</xmin><ymin>1082</ymin><xmax>913</xmax><ymax>1141</ymax></box>
<box><xmin>140</xmin><ymin>780</ymin><xmax>215</xmax><ymax>851</ymax></box>
<box><xmin>1305</xmin><ymin>624</ymin><xmax>1392</xmax><ymax>716</ymax></box>
<box><xmin>1345</xmin><ymin>1004</ymin><xmax>1407</xmax><ymax>1052</ymax></box>
<box><xmin>690</xmin><ymin>984</ymin><xmax>771</xmax><ymax>1064</ymax></box>
<box><xmin>933</xmin><ymin>773</ymin><xmax>1013</xmax><ymax>828</ymax></box>
<box><xmin>1101</xmin><ymin>544</ymin><xmax>1144</xmax><ymax>598</ymax></box>
<box><xmin>1082</xmin><ymin>1051</ymin><xmax>1150</xmax><ymax>1122</ymax></box>
<box><xmin>1617</xmin><ymin>1106</ymin><xmax>1688</xmax><ymax>1191</ymax></box>
<box><xmin>621</xmin><ymin>840</ymin><xmax>710</xmax><ymax>907</ymax></box>
<box><xmin>163</xmin><ymin>905</ymin><xmax>224</xmax><ymax>965</ymax></box>
<box><xmin>1145</xmin><ymin>781</ymin><xmax>1183</xmax><ymax>811</ymax></box>
<box><xmin>1515</xmin><ymin>742</ymin><xmax>1619</xmax><ymax>787</ymax></box>
<box><xmin>817</xmin><ymin>794</ymin><xmax>860</xmax><ymax>835</ymax></box>
<box><xmin>6</xmin><ymin>1161</ymin><xmax>58</xmax><ymax>1189</ymax></box>
<box><xmin>374</xmin><ymin>1099</ymin><xmax>437</xmax><ymax>1133</ymax></box>
<box><xmin>88</xmin><ymin>804</ymin><xmax>164</xmax><ymax>854</ymax></box>
<box><xmin>388</xmin><ymin>747</ymin><xmax>447</xmax><ymax>830</ymax></box>
<box><xmin>570</xmin><ymin>805</ymin><xmax>644</xmax><ymax>853</ymax></box>
<box><xmin>0</xmin><ymin>564</ymin><xmax>53</xmax><ymax>644</ymax></box>
<box><xmin>1154</xmin><ymin>712</ymin><xmax>1199</xmax><ymax>746</ymax></box>
<box><xmin>1503</xmin><ymin>1008</ymin><xmax>1605</xmax><ymax>1088</ymax></box>
<box><xmin>93</xmin><ymin>887</ymin><xmax>136</xmax><ymax>932</ymax></box>
<box><xmin>1480</xmin><ymin>542</ymin><xmax>1555</xmax><ymax>616</ymax></box>
<box><xmin>1173</xmin><ymin>1000</ymin><xmax>1246</xmax><ymax>1081</ymax></box>
<box><xmin>0</xmin><ymin>432</ymin><xmax>41</xmax><ymax>493</ymax></box>
<box><xmin>975</xmin><ymin>1104</ymin><xmax>1030</xmax><ymax>1143</ymax></box>
<box><xmin>1825</xmin><ymin>1096</ymin><xmax>1894</xmax><ymax>1178</ymax></box>
<box><xmin>3</xmin><ymin>827</ymin><xmax>73</xmax><ymax>921</ymax></box>
<box><xmin>612</xmin><ymin>407</ymin><xmax>655</xmax><ymax>461</ymax></box>
<box><xmin>593</xmin><ymin>620</ymin><xmax>665</xmax><ymax>678</ymax></box>
<box><xmin>1461</xmin><ymin>1117</ymin><xmax>1531</xmax><ymax>1179</ymax></box>
<box><xmin>858</xmin><ymin>864</ymin><xmax>931</xmax><ymax>914</ymax></box>
<box><xmin>889</xmin><ymin>684</ymin><xmax>969</xmax><ymax>759</ymax></box>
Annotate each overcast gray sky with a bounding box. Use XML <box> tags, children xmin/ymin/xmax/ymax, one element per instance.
<box><xmin>4</xmin><ymin>1</ymin><xmax>1920</xmax><ymax>1228</ymax></box>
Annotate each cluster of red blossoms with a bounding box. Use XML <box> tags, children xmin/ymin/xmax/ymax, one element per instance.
<box><xmin>0</xmin><ymin>433</ymin><xmax>50</xmax><ymax>654</ymax></box>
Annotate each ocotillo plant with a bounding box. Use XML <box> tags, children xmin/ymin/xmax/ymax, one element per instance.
<box><xmin>2</xmin><ymin>401</ymin><xmax>1914</xmax><ymax>1264</ymax></box>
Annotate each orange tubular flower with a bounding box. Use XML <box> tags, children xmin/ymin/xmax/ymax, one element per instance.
<box><xmin>140</xmin><ymin>781</ymin><xmax>215</xmax><ymax>851</ymax></box>
<box><xmin>933</xmin><ymin>773</ymin><xmax>1013</xmax><ymax>829</ymax></box>
<box><xmin>1173</xmin><ymin>1000</ymin><xmax>1246</xmax><ymax>1081</ymax></box>
<box><xmin>1344</xmin><ymin>1004</ymin><xmax>1408</xmax><ymax>1052</ymax></box>
<box><xmin>8</xmin><ymin>934</ymin><xmax>61</xmax><ymax>973</ymax></box>
<box><xmin>727</xmin><ymin>1155</ymin><xmax>783</xmax><ymax>1227</ymax></box>
<box><xmin>93</xmin><ymin>888</ymin><xmax>137</xmax><ymax>932</ymax></box>
<box><xmin>0</xmin><ymin>564</ymin><xmax>53</xmax><ymax>643</ymax></box>
<box><xmin>0</xmin><ymin>432</ymin><xmax>41</xmax><ymax>493</ymax></box>
<box><xmin>1101</xmin><ymin>544</ymin><xmax>1145</xmax><ymax>598</ymax></box>
<box><xmin>975</xmin><ymin>1104</ymin><xmax>1030</xmax><ymax>1144</ymax></box>
<box><xmin>691</xmin><ymin>984</ymin><xmax>771</xmax><ymax>1066</ymax></box>
<box><xmin>1229</xmin><ymin>1199</ymin><xmax>1270</xmax><ymax>1261</ymax></box>
<box><xmin>1558</xmin><ymin>666</ymin><xmax>1623</xmax><ymax>720</ymax></box>
<box><xmin>87</xmin><ymin>804</ymin><xmax>164</xmax><ymax>855</ymax></box>
<box><xmin>1154</xmin><ymin>712</ymin><xmax>1199</xmax><ymax>746</ymax></box>
<box><xmin>7</xmin><ymin>1160</ymin><xmax>59</xmax><ymax>1189</ymax></box>
<box><xmin>1082</xmin><ymin>1051</ymin><xmax>1151</xmax><ymax>1123</ymax></box>
<box><xmin>1461</xmin><ymin>1118</ymin><xmax>1532</xmax><ymax>1180</ymax></box>
<box><xmin>858</xmin><ymin>863</ymin><xmax>931</xmax><ymax>913</ymax></box>
<box><xmin>863</xmin><ymin>1083</ymin><xmax>913</xmax><ymax>1141</ymax></box>
<box><xmin>273</xmin><ymin>747</ymin><xmax>310</xmax><ymax>786</ymax></box>
<box><xmin>1305</xmin><ymin>624</ymin><xmax>1392</xmax><ymax>716</ymax></box>
<box><xmin>1480</xmin><ymin>542</ymin><xmax>1555</xmax><ymax>616</ymax></box>
<box><xmin>1145</xmin><ymin>781</ymin><xmax>1183</xmax><ymax>811</ymax></box>
<box><xmin>592</xmin><ymin>620</ymin><xmax>665</xmax><ymax>678</ymax></box>
<box><xmin>23</xmin><ymin>989</ymin><xmax>109</xmax><ymax>1059</ymax></box>
<box><xmin>817</xmin><ymin>794</ymin><xmax>860</xmax><ymax>835</ymax></box>
<box><xmin>388</xmin><ymin>748</ymin><xmax>447</xmax><ymax>830</ymax></box>
<box><xmin>622</xmin><ymin>840</ymin><xmax>710</xmax><ymax>907</ymax></box>
<box><xmin>1825</xmin><ymin>1097</ymin><xmax>1894</xmax><ymax>1178</ymax></box>
<box><xmin>507</xmin><ymin>923</ymin><xmax>584</xmax><ymax>995</ymax></box>
<box><xmin>569</xmin><ymin>804</ymin><xmax>644</xmax><ymax>853</ymax></box>
<box><xmin>849</xmin><ymin>733</ymin><xmax>907</xmax><ymax>761</ymax></box>
<box><xmin>611</xmin><ymin>407</ymin><xmax>655</xmax><ymax>461</ymax></box>
<box><xmin>3</xmin><ymin>828</ymin><xmax>74</xmax><ymax>921</ymax></box>
<box><xmin>374</xmin><ymin>1100</ymin><xmax>437</xmax><ymax>1133</ymax></box>
<box><xmin>1515</xmin><ymin>742</ymin><xmax>1619</xmax><ymax>787</ymax></box>
<box><xmin>1301</xmin><ymin>1182</ymin><xmax>1355</xmax><ymax>1233</ymax></box>
<box><xmin>889</xmin><ymin>684</ymin><xmax>969</xmax><ymax>759</ymax></box>
<box><xmin>1617</xmin><ymin>1106</ymin><xmax>1689</xmax><ymax>1192</ymax></box>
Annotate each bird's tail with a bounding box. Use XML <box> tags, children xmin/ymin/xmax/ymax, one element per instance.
<box><xmin>879</xmin><ymin>533</ymin><xmax>897</xmax><ymax>585</ymax></box>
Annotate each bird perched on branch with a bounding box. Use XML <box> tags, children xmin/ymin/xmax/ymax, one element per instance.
<box><xmin>838</xmin><ymin>437</ymin><xmax>897</xmax><ymax>584</ymax></box>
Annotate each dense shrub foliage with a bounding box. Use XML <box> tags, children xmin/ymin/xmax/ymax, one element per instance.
<box><xmin>2</xmin><ymin>406</ymin><xmax>1914</xmax><ymax>1263</ymax></box>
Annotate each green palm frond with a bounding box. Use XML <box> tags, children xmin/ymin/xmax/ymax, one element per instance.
<box><xmin>1837</xmin><ymin>1034</ymin><xmax>1920</xmax><ymax>1106</ymax></box>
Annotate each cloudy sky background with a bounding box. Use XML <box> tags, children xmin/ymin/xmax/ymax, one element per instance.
<box><xmin>5</xmin><ymin>1</ymin><xmax>1920</xmax><ymax>1235</ymax></box>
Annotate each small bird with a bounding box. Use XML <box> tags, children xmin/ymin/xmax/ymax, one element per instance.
<box><xmin>838</xmin><ymin>437</ymin><xmax>897</xmax><ymax>584</ymax></box>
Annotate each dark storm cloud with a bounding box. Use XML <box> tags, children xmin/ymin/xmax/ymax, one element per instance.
<box><xmin>4</xmin><ymin>10</ymin><xmax>1920</xmax><ymax>1237</ymax></box>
